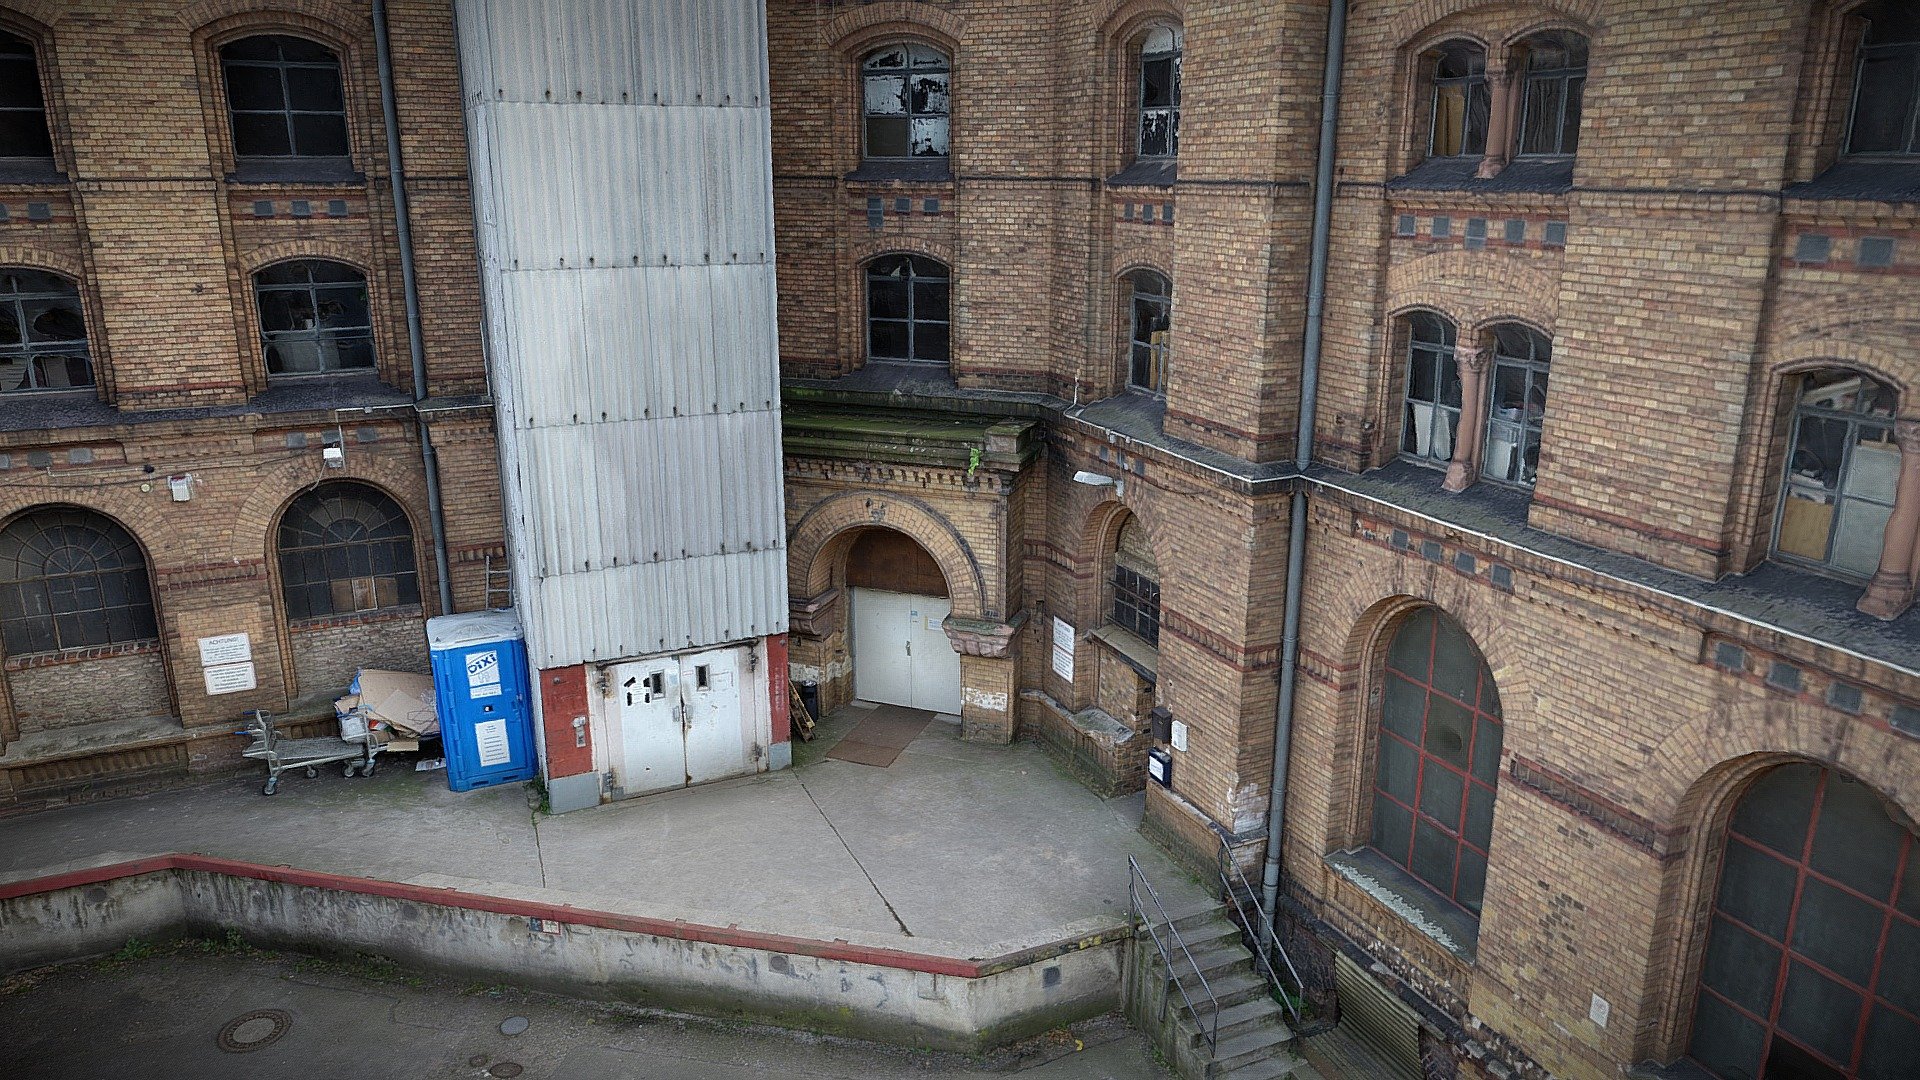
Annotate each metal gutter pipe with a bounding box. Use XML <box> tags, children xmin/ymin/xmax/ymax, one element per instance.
<box><xmin>373</xmin><ymin>0</ymin><xmax>456</xmax><ymax>617</ymax></box>
<box><xmin>1262</xmin><ymin>0</ymin><xmax>1348</xmax><ymax>938</ymax></box>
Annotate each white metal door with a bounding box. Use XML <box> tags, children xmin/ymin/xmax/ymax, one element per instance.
<box><xmin>680</xmin><ymin>646</ymin><xmax>746</xmax><ymax>785</ymax></box>
<box><xmin>907</xmin><ymin>598</ymin><xmax>960</xmax><ymax>712</ymax></box>
<box><xmin>612</xmin><ymin>661</ymin><xmax>684</xmax><ymax>796</ymax></box>
<box><xmin>853</xmin><ymin>588</ymin><xmax>958</xmax><ymax>713</ymax></box>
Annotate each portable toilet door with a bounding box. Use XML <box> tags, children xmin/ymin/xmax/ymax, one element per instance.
<box><xmin>427</xmin><ymin>610</ymin><xmax>537</xmax><ymax>792</ymax></box>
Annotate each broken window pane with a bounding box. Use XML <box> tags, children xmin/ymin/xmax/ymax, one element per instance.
<box><xmin>1481</xmin><ymin>323</ymin><xmax>1552</xmax><ymax>486</ymax></box>
<box><xmin>910</xmin><ymin>73</ymin><xmax>949</xmax><ymax>116</ymax></box>
<box><xmin>862</xmin><ymin>44</ymin><xmax>948</xmax><ymax>160</ymax></box>
<box><xmin>0</xmin><ymin>269</ymin><xmax>91</xmax><ymax>392</ymax></box>
<box><xmin>862</xmin><ymin>45</ymin><xmax>907</xmax><ymax>70</ymax></box>
<box><xmin>909</xmin><ymin>116</ymin><xmax>949</xmax><ymax>156</ymax></box>
<box><xmin>256</xmin><ymin>259</ymin><xmax>376</xmax><ymax>375</ymax></box>
<box><xmin>0</xmin><ymin>508</ymin><xmax>157</xmax><ymax>654</ymax></box>
<box><xmin>1137</xmin><ymin>30</ymin><xmax>1182</xmax><ymax>159</ymax></box>
<box><xmin>1776</xmin><ymin>368</ymin><xmax>1899</xmax><ymax>576</ymax></box>
<box><xmin>863</xmin><ymin>74</ymin><xmax>906</xmax><ymax>116</ymax></box>
<box><xmin>1127</xmin><ymin>271</ymin><xmax>1171</xmax><ymax>393</ymax></box>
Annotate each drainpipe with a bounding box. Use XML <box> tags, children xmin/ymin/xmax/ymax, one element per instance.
<box><xmin>373</xmin><ymin>0</ymin><xmax>456</xmax><ymax>617</ymax></box>
<box><xmin>1261</xmin><ymin>0</ymin><xmax>1348</xmax><ymax>942</ymax></box>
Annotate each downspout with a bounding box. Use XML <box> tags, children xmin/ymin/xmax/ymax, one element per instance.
<box><xmin>373</xmin><ymin>0</ymin><xmax>456</xmax><ymax>617</ymax></box>
<box><xmin>1261</xmin><ymin>0</ymin><xmax>1348</xmax><ymax>939</ymax></box>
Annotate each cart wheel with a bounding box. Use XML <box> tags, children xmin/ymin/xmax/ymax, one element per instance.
<box><xmin>263</xmin><ymin>781</ymin><xmax>276</xmax><ymax>795</ymax></box>
<box><xmin>343</xmin><ymin>763</ymin><xmax>358</xmax><ymax>777</ymax></box>
<box><xmin>305</xmin><ymin>766</ymin><xmax>318</xmax><ymax>778</ymax></box>
<box><xmin>363</xmin><ymin>761</ymin><xmax>376</xmax><ymax>778</ymax></box>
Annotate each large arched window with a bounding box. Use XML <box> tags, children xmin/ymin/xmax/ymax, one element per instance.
<box><xmin>1128</xmin><ymin>270</ymin><xmax>1172</xmax><ymax>394</ymax></box>
<box><xmin>0</xmin><ymin>508</ymin><xmax>157</xmax><ymax>656</ymax></box>
<box><xmin>865</xmin><ymin>254</ymin><xmax>949</xmax><ymax>364</ymax></box>
<box><xmin>1137</xmin><ymin>25</ymin><xmax>1182</xmax><ymax>159</ymax></box>
<box><xmin>1482</xmin><ymin>323</ymin><xmax>1551</xmax><ymax>486</ymax></box>
<box><xmin>0</xmin><ymin>31</ymin><xmax>54</xmax><ymax>164</ymax></box>
<box><xmin>1515</xmin><ymin>31</ymin><xmax>1587</xmax><ymax>157</ymax></box>
<box><xmin>861</xmin><ymin>44</ymin><xmax>949</xmax><ymax>161</ymax></box>
<box><xmin>1370</xmin><ymin>608</ymin><xmax>1502</xmax><ymax>915</ymax></box>
<box><xmin>1426</xmin><ymin>40</ymin><xmax>1489</xmax><ymax>158</ymax></box>
<box><xmin>1110</xmin><ymin>515</ymin><xmax>1160</xmax><ymax>646</ymax></box>
<box><xmin>1848</xmin><ymin>1</ymin><xmax>1920</xmax><ymax>156</ymax></box>
<box><xmin>220</xmin><ymin>35</ymin><xmax>350</xmax><ymax>165</ymax></box>
<box><xmin>278</xmin><ymin>483</ymin><xmax>419</xmax><ymax>620</ymax></box>
<box><xmin>1401</xmin><ymin>311</ymin><xmax>1459</xmax><ymax>464</ymax></box>
<box><xmin>1687</xmin><ymin>763</ymin><xmax>1917</xmax><ymax>1080</ymax></box>
<box><xmin>1775</xmin><ymin>369</ymin><xmax>1899</xmax><ymax>579</ymax></box>
<box><xmin>255</xmin><ymin>260</ymin><xmax>374</xmax><ymax>374</ymax></box>
<box><xmin>0</xmin><ymin>270</ymin><xmax>91</xmax><ymax>392</ymax></box>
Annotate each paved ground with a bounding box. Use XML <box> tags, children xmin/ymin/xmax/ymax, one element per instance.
<box><xmin>0</xmin><ymin>946</ymin><xmax>1175</xmax><ymax>1080</ymax></box>
<box><xmin>0</xmin><ymin>705</ymin><xmax>1212</xmax><ymax>958</ymax></box>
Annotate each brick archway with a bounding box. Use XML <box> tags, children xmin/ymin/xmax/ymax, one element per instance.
<box><xmin>789</xmin><ymin>491</ymin><xmax>988</xmax><ymax>621</ymax></box>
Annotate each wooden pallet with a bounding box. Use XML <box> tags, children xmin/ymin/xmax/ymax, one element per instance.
<box><xmin>789</xmin><ymin>684</ymin><xmax>816</xmax><ymax>742</ymax></box>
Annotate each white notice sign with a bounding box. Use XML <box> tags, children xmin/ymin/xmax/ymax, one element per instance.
<box><xmin>474</xmin><ymin>718</ymin><xmax>511</xmax><ymax>767</ymax></box>
<box><xmin>466</xmin><ymin>649</ymin><xmax>502</xmax><ymax>699</ymax></box>
<box><xmin>197</xmin><ymin>632</ymin><xmax>251</xmax><ymax>667</ymax></box>
<box><xmin>1051</xmin><ymin>618</ymin><xmax>1075</xmax><ymax>680</ymax></box>
<box><xmin>203</xmin><ymin>661</ymin><xmax>257</xmax><ymax>695</ymax></box>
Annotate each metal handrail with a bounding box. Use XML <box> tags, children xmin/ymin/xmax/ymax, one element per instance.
<box><xmin>1128</xmin><ymin>855</ymin><xmax>1221</xmax><ymax>1055</ymax></box>
<box><xmin>1219</xmin><ymin>840</ymin><xmax>1306</xmax><ymax>1027</ymax></box>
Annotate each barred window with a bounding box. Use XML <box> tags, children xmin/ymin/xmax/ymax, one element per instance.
<box><xmin>256</xmin><ymin>260</ymin><xmax>374</xmax><ymax>374</ymax></box>
<box><xmin>1110</xmin><ymin>516</ymin><xmax>1160</xmax><ymax>645</ymax></box>
<box><xmin>866</xmin><ymin>254</ymin><xmax>949</xmax><ymax>364</ymax></box>
<box><xmin>0</xmin><ymin>31</ymin><xmax>53</xmax><ymax>161</ymax></box>
<box><xmin>278</xmin><ymin>483</ymin><xmax>419</xmax><ymax>620</ymax></box>
<box><xmin>1138</xmin><ymin>25</ymin><xmax>1182</xmax><ymax>159</ymax></box>
<box><xmin>1128</xmin><ymin>270</ymin><xmax>1171</xmax><ymax>394</ymax></box>
<box><xmin>1426</xmin><ymin>40</ymin><xmax>1489</xmax><ymax>157</ymax></box>
<box><xmin>0</xmin><ymin>508</ymin><xmax>157</xmax><ymax>656</ymax></box>
<box><xmin>1400</xmin><ymin>311</ymin><xmax>1459</xmax><ymax>464</ymax></box>
<box><xmin>862</xmin><ymin>44</ymin><xmax>949</xmax><ymax>160</ymax></box>
<box><xmin>1516</xmin><ymin>31</ymin><xmax>1586</xmax><ymax>157</ymax></box>
<box><xmin>221</xmin><ymin>35</ymin><xmax>349</xmax><ymax>161</ymax></box>
<box><xmin>1849</xmin><ymin>1</ymin><xmax>1920</xmax><ymax>156</ymax></box>
<box><xmin>0</xmin><ymin>270</ymin><xmax>91</xmax><ymax>392</ymax></box>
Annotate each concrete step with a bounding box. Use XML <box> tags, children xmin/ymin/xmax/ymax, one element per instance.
<box><xmin>1145</xmin><ymin>915</ymin><xmax>1246</xmax><ymax>955</ymax></box>
<box><xmin>1206</xmin><ymin>1025</ymin><xmax>1297</xmax><ymax>1075</ymax></box>
<box><xmin>1215</xmin><ymin>1053</ymin><xmax>1313</xmax><ymax>1080</ymax></box>
<box><xmin>1170</xmin><ymin>969</ymin><xmax>1272</xmax><ymax>1014</ymax></box>
<box><xmin>1186</xmin><ymin>997</ymin><xmax>1290</xmax><ymax>1047</ymax></box>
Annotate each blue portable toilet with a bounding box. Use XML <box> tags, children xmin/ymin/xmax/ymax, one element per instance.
<box><xmin>427</xmin><ymin>609</ymin><xmax>537</xmax><ymax>792</ymax></box>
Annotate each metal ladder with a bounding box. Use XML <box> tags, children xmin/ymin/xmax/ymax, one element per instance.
<box><xmin>482</xmin><ymin>553</ymin><xmax>512</xmax><ymax>610</ymax></box>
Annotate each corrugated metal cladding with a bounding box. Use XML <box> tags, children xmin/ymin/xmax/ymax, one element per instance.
<box><xmin>456</xmin><ymin>0</ymin><xmax>786</xmax><ymax>668</ymax></box>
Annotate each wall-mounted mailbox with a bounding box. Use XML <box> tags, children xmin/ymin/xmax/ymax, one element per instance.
<box><xmin>1149</xmin><ymin>705</ymin><xmax>1173</xmax><ymax>743</ymax></box>
<box><xmin>1147</xmin><ymin>746</ymin><xmax>1172</xmax><ymax>788</ymax></box>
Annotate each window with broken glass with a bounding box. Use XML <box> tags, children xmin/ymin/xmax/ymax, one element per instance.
<box><xmin>0</xmin><ymin>508</ymin><xmax>158</xmax><ymax>656</ymax></box>
<box><xmin>1427</xmin><ymin>40</ymin><xmax>1489</xmax><ymax>157</ymax></box>
<box><xmin>1516</xmin><ymin>31</ymin><xmax>1586</xmax><ymax>157</ymax></box>
<box><xmin>1128</xmin><ymin>270</ymin><xmax>1171</xmax><ymax>394</ymax></box>
<box><xmin>1138</xmin><ymin>26</ymin><xmax>1182</xmax><ymax>159</ymax></box>
<box><xmin>0</xmin><ymin>270</ymin><xmax>90</xmax><ymax>392</ymax></box>
<box><xmin>1774</xmin><ymin>369</ymin><xmax>1899</xmax><ymax>579</ymax></box>
<box><xmin>1370</xmin><ymin>607</ymin><xmax>1502</xmax><ymax>917</ymax></box>
<box><xmin>865</xmin><ymin>254</ymin><xmax>949</xmax><ymax>364</ymax></box>
<box><xmin>1847</xmin><ymin>1</ymin><xmax>1920</xmax><ymax>156</ymax></box>
<box><xmin>256</xmin><ymin>260</ymin><xmax>374</xmax><ymax>375</ymax></box>
<box><xmin>1481</xmin><ymin>323</ymin><xmax>1550</xmax><ymax>487</ymax></box>
<box><xmin>1401</xmin><ymin>311</ymin><xmax>1460</xmax><ymax>465</ymax></box>
<box><xmin>221</xmin><ymin>35</ymin><xmax>350</xmax><ymax>164</ymax></box>
<box><xmin>1110</xmin><ymin>517</ymin><xmax>1160</xmax><ymax>646</ymax></box>
<box><xmin>0</xmin><ymin>32</ymin><xmax>54</xmax><ymax>164</ymax></box>
<box><xmin>862</xmin><ymin>44</ymin><xmax>949</xmax><ymax>160</ymax></box>
<box><xmin>278</xmin><ymin>483</ymin><xmax>419</xmax><ymax>620</ymax></box>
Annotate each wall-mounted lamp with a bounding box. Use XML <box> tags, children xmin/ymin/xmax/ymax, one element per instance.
<box><xmin>1072</xmin><ymin>470</ymin><xmax>1123</xmax><ymax>497</ymax></box>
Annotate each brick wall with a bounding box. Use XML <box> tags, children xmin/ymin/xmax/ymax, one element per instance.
<box><xmin>288</xmin><ymin>611</ymin><xmax>430</xmax><ymax>700</ymax></box>
<box><xmin>6</xmin><ymin>648</ymin><xmax>171</xmax><ymax>733</ymax></box>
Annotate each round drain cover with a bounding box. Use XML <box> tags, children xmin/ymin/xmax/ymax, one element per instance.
<box><xmin>499</xmin><ymin>1015</ymin><xmax>529</xmax><ymax>1036</ymax></box>
<box><xmin>468</xmin><ymin>1053</ymin><xmax>490</xmax><ymax>1068</ymax></box>
<box><xmin>216</xmin><ymin>1009</ymin><xmax>292</xmax><ymax>1053</ymax></box>
<box><xmin>489</xmin><ymin>1063</ymin><xmax>524</xmax><ymax>1078</ymax></box>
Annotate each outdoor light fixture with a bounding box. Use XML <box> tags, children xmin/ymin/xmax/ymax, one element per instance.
<box><xmin>1072</xmin><ymin>470</ymin><xmax>1123</xmax><ymax>496</ymax></box>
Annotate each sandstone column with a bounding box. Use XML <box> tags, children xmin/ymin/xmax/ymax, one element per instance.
<box><xmin>1444</xmin><ymin>346</ymin><xmax>1491</xmax><ymax>492</ymax></box>
<box><xmin>1476</xmin><ymin>69</ymin><xmax>1517</xmax><ymax>179</ymax></box>
<box><xmin>1858</xmin><ymin>419</ymin><xmax>1920</xmax><ymax>619</ymax></box>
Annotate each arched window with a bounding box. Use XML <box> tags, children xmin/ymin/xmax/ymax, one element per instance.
<box><xmin>0</xmin><ymin>508</ymin><xmax>157</xmax><ymax>655</ymax></box>
<box><xmin>1401</xmin><ymin>312</ymin><xmax>1459</xmax><ymax>463</ymax></box>
<box><xmin>1426</xmin><ymin>40</ymin><xmax>1489</xmax><ymax>158</ymax></box>
<box><xmin>1516</xmin><ymin>31</ymin><xmax>1587</xmax><ymax>157</ymax></box>
<box><xmin>255</xmin><ymin>260</ymin><xmax>374</xmax><ymax>374</ymax></box>
<box><xmin>1775</xmin><ymin>369</ymin><xmax>1899</xmax><ymax>578</ymax></box>
<box><xmin>1138</xmin><ymin>25</ymin><xmax>1182</xmax><ymax>159</ymax></box>
<box><xmin>1687</xmin><ymin>763</ymin><xmax>1917</xmax><ymax>1080</ymax></box>
<box><xmin>1128</xmin><ymin>270</ymin><xmax>1171</xmax><ymax>394</ymax></box>
<box><xmin>865</xmin><ymin>254</ymin><xmax>949</xmax><ymax>364</ymax></box>
<box><xmin>221</xmin><ymin>35</ymin><xmax>349</xmax><ymax>165</ymax></box>
<box><xmin>1110</xmin><ymin>515</ymin><xmax>1160</xmax><ymax>645</ymax></box>
<box><xmin>0</xmin><ymin>270</ymin><xmax>91</xmax><ymax>392</ymax></box>
<box><xmin>1849</xmin><ymin>1</ymin><xmax>1920</xmax><ymax>156</ymax></box>
<box><xmin>0</xmin><ymin>31</ymin><xmax>53</xmax><ymax>163</ymax></box>
<box><xmin>861</xmin><ymin>44</ymin><xmax>949</xmax><ymax>161</ymax></box>
<box><xmin>278</xmin><ymin>483</ymin><xmax>419</xmax><ymax>620</ymax></box>
<box><xmin>1482</xmin><ymin>323</ymin><xmax>1551</xmax><ymax>486</ymax></box>
<box><xmin>1370</xmin><ymin>608</ymin><xmax>1501</xmax><ymax>915</ymax></box>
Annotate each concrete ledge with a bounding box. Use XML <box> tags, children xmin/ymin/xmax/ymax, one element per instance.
<box><xmin>0</xmin><ymin>853</ymin><xmax>1127</xmax><ymax>1052</ymax></box>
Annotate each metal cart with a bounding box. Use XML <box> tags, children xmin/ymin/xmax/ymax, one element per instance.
<box><xmin>239</xmin><ymin>709</ymin><xmax>383</xmax><ymax>795</ymax></box>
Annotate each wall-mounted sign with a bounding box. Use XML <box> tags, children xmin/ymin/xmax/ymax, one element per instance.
<box><xmin>1051</xmin><ymin>617</ymin><xmax>1075</xmax><ymax>680</ymax></box>
<box><xmin>203</xmin><ymin>662</ymin><xmax>257</xmax><ymax>696</ymax></box>
<box><xmin>197</xmin><ymin>632</ymin><xmax>251</xmax><ymax>667</ymax></box>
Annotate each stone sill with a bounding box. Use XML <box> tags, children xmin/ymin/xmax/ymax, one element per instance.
<box><xmin>1325</xmin><ymin>848</ymin><xmax>1478</xmax><ymax>964</ymax></box>
<box><xmin>1089</xmin><ymin>624</ymin><xmax>1158</xmax><ymax>680</ymax></box>
<box><xmin>4</xmin><ymin>640</ymin><xmax>159</xmax><ymax>671</ymax></box>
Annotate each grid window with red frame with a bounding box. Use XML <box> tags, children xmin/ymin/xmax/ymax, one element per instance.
<box><xmin>1369</xmin><ymin>608</ymin><xmax>1503</xmax><ymax>915</ymax></box>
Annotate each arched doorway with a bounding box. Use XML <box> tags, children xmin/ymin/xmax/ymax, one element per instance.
<box><xmin>846</xmin><ymin>528</ymin><xmax>960</xmax><ymax>713</ymax></box>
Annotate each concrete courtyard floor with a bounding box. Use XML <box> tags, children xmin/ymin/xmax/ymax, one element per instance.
<box><xmin>1</xmin><ymin>946</ymin><xmax>1174</xmax><ymax>1080</ymax></box>
<box><xmin>0</xmin><ymin>704</ymin><xmax>1212</xmax><ymax>959</ymax></box>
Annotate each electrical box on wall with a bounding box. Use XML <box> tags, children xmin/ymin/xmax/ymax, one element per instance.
<box><xmin>1147</xmin><ymin>746</ymin><xmax>1172</xmax><ymax>788</ymax></box>
<box><xmin>167</xmin><ymin>474</ymin><xmax>192</xmax><ymax>502</ymax></box>
<box><xmin>1150</xmin><ymin>705</ymin><xmax>1172</xmax><ymax>743</ymax></box>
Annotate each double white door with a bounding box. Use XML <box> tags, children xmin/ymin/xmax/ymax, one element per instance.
<box><xmin>610</xmin><ymin>645</ymin><xmax>755</xmax><ymax>797</ymax></box>
<box><xmin>852</xmin><ymin>588</ymin><xmax>960</xmax><ymax>713</ymax></box>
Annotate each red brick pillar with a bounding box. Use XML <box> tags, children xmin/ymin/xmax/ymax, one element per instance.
<box><xmin>1859</xmin><ymin>419</ymin><xmax>1920</xmax><ymax>619</ymax></box>
<box><xmin>1476</xmin><ymin>69</ymin><xmax>1517</xmax><ymax>179</ymax></box>
<box><xmin>1444</xmin><ymin>346</ymin><xmax>1491</xmax><ymax>493</ymax></box>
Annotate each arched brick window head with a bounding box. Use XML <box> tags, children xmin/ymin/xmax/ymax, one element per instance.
<box><xmin>1138</xmin><ymin>26</ymin><xmax>1182</xmax><ymax>159</ymax></box>
<box><xmin>0</xmin><ymin>508</ymin><xmax>158</xmax><ymax>655</ymax></box>
<box><xmin>865</xmin><ymin>254</ymin><xmax>949</xmax><ymax>364</ymax></box>
<box><xmin>862</xmin><ymin>44</ymin><xmax>949</xmax><ymax>161</ymax></box>
<box><xmin>1369</xmin><ymin>607</ymin><xmax>1502</xmax><ymax>916</ymax></box>
<box><xmin>255</xmin><ymin>260</ymin><xmax>374</xmax><ymax>375</ymax></box>
<box><xmin>1128</xmin><ymin>270</ymin><xmax>1171</xmax><ymax>394</ymax></box>
<box><xmin>278</xmin><ymin>482</ymin><xmax>419</xmax><ymax>620</ymax></box>
<box><xmin>0</xmin><ymin>270</ymin><xmax>91</xmax><ymax>392</ymax></box>
<box><xmin>1401</xmin><ymin>311</ymin><xmax>1460</xmax><ymax>464</ymax></box>
<box><xmin>0</xmin><ymin>31</ymin><xmax>54</xmax><ymax>164</ymax></box>
<box><xmin>1426</xmin><ymin>40</ymin><xmax>1489</xmax><ymax>158</ymax></box>
<box><xmin>221</xmin><ymin>35</ymin><xmax>351</xmax><ymax>179</ymax></box>
<box><xmin>1686</xmin><ymin>763</ymin><xmax>1917</xmax><ymax>1079</ymax></box>
<box><xmin>1110</xmin><ymin>515</ymin><xmax>1159</xmax><ymax>646</ymax></box>
<box><xmin>1848</xmin><ymin>1</ymin><xmax>1920</xmax><ymax>157</ymax></box>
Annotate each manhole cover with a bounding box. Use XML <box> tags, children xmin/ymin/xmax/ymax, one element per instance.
<box><xmin>467</xmin><ymin>1053</ymin><xmax>490</xmax><ymax>1067</ymax></box>
<box><xmin>215</xmin><ymin>1009</ymin><xmax>292</xmax><ymax>1053</ymax></box>
<box><xmin>489</xmin><ymin>1064</ymin><xmax>524</xmax><ymax>1078</ymax></box>
<box><xmin>499</xmin><ymin>1015</ymin><xmax>529</xmax><ymax>1036</ymax></box>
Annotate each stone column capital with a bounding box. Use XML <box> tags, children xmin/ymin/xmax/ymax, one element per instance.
<box><xmin>1454</xmin><ymin>346</ymin><xmax>1491</xmax><ymax>374</ymax></box>
<box><xmin>942</xmin><ymin>610</ymin><xmax>1029</xmax><ymax>658</ymax></box>
<box><xmin>788</xmin><ymin>588</ymin><xmax>842</xmax><ymax>638</ymax></box>
<box><xmin>1893</xmin><ymin>418</ymin><xmax>1920</xmax><ymax>455</ymax></box>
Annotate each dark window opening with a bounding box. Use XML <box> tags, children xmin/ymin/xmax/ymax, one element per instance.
<box><xmin>1110</xmin><ymin>516</ymin><xmax>1160</xmax><ymax>646</ymax></box>
<box><xmin>0</xmin><ymin>269</ymin><xmax>91</xmax><ymax>392</ymax></box>
<box><xmin>1369</xmin><ymin>607</ymin><xmax>1502</xmax><ymax>916</ymax></box>
<box><xmin>1428</xmin><ymin>40</ymin><xmax>1489</xmax><ymax>157</ymax></box>
<box><xmin>1128</xmin><ymin>270</ymin><xmax>1171</xmax><ymax>394</ymax></box>
<box><xmin>865</xmin><ymin>254</ymin><xmax>949</xmax><ymax>364</ymax></box>
<box><xmin>0</xmin><ymin>508</ymin><xmax>157</xmax><ymax>656</ymax></box>
<box><xmin>1774</xmin><ymin>369</ymin><xmax>1899</xmax><ymax>579</ymax></box>
<box><xmin>1516</xmin><ymin>31</ymin><xmax>1587</xmax><ymax>157</ymax></box>
<box><xmin>277</xmin><ymin>482</ymin><xmax>419</xmax><ymax>620</ymax></box>
<box><xmin>862</xmin><ymin>44</ymin><xmax>949</xmax><ymax>160</ymax></box>
<box><xmin>0</xmin><ymin>32</ymin><xmax>53</xmax><ymax>162</ymax></box>
<box><xmin>1849</xmin><ymin>1</ymin><xmax>1920</xmax><ymax>156</ymax></box>
<box><xmin>1481</xmin><ymin>323</ymin><xmax>1551</xmax><ymax>487</ymax></box>
<box><xmin>256</xmin><ymin>259</ymin><xmax>374</xmax><ymax>374</ymax></box>
<box><xmin>221</xmin><ymin>35</ymin><xmax>350</xmax><ymax>164</ymax></box>
<box><xmin>1400</xmin><ymin>311</ymin><xmax>1459</xmax><ymax>464</ymax></box>
<box><xmin>1138</xmin><ymin>25</ymin><xmax>1182</xmax><ymax>159</ymax></box>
